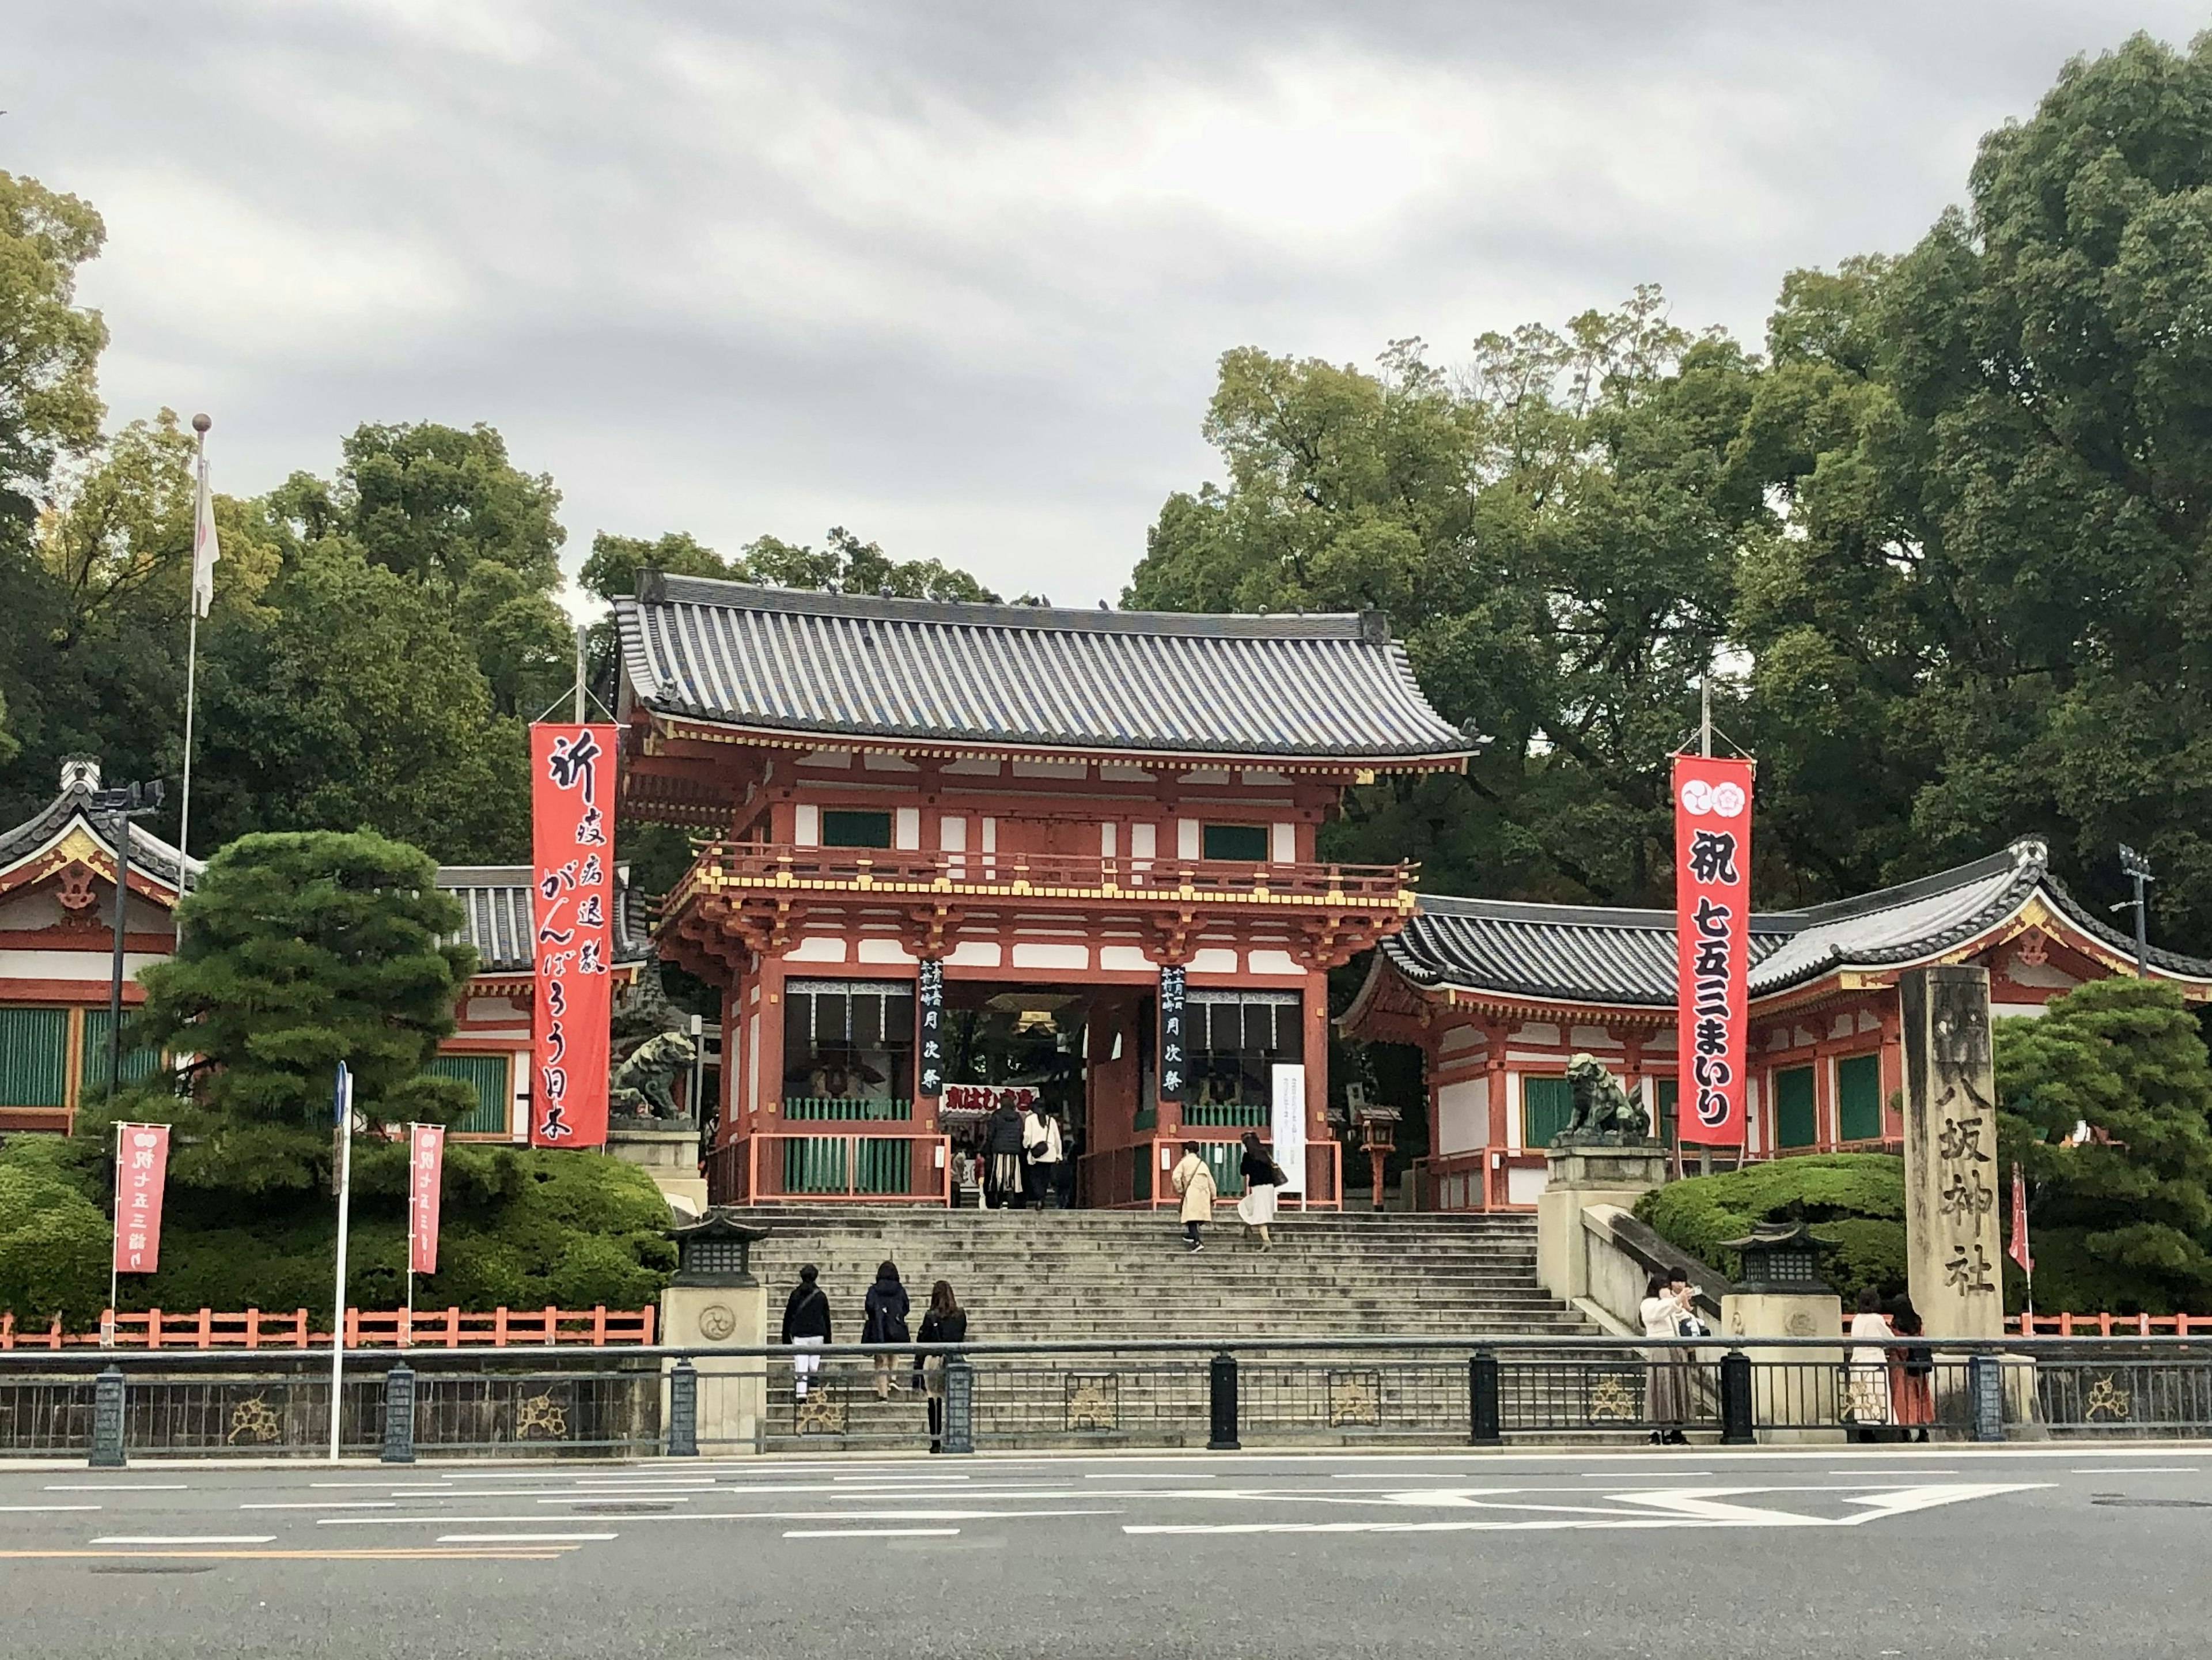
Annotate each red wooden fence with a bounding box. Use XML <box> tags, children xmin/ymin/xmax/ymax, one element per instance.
<box><xmin>0</xmin><ymin>1304</ymin><xmax>656</xmax><ymax>1351</ymax></box>
<box><xmin>2009</xmin><ymin>1311</ymin><xmax>2207</xmax><ymax>1337</ymax></box>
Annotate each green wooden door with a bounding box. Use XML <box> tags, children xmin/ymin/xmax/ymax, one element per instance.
<box><xmin>1774</xmin><ymin>1065</ymin><xmax>1818</xmax><ymax>1149</ymax></box>
<box><xmin>1836</xmin><ymin>1054</ymin><xmax>1883</xmax><ymax>1142</ymax></box>
<box><xmin>1656</xmin><ymin>1077</ymin><xmax>1679</xmax><ymax>1146</ymax></box>
<box><xmin>1522</xmin><ymin>1076</ymin><xmax>1574</xmax><ymax>1149</ymax></box>
<box><xmin>0</xmin><ymin>1008</ymin><xmax>68</xmax><ymax>1108</ymax></box>
<box><xmin>79</xmin><ymin>1009</ymin><xmax>164</xmax><ymax>1101</ymax></box>
<box><xmin>426</xmin><ymin>1054</ymin><xmax>512</xmax><ymax>1135</ymax></box>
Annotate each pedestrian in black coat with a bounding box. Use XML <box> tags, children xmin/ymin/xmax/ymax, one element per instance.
<box><xmin>862</xmin><ymin>1260</ymin><xmax>911</xmax><ymax>1399</ymax></box>
<box><xmin>984</xmin><ymin>1101</ymin><xmax>1025</xmax><ymax>1208</ymax></box>
<box><xmin>779</xmin><ymin>1264</ymin><xmax>832</xmax><ymax>1400</ymax></box>
<box><xmin>915</xmin><ymin>1280</ymin><xmax>969</xmax><ymax>1452</ymax></box>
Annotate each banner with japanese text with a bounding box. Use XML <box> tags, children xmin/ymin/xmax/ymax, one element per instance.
<box><xmin>409</xmin><ymin>1122</ymin><xmax>445</xmax><ymax>1275</ymax></box>
<box><xmin>113</xmin><ymin>1122</ymin><xmax>171</xmax><ymax>1275</ymax></box>
<box><xmin>1158</xmin><ymin>966</ymin><xmax>1187</xmax><ymax>1103</ymax></box>
<box><xmin>531</xmin><ymin>722</ymin><xmax>619</xmax><ymax>1147</ymax></box>
<box><xmin>1673</xmin><ymin>755</ymin><xmax>1753</xmax><ymax>1146</ymax></box>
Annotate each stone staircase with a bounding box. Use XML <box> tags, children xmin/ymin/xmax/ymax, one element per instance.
<box><xmin>734</xmin><ymin>1206</ymin><xmax>1606</xmax><ymax>1449</ymax></box>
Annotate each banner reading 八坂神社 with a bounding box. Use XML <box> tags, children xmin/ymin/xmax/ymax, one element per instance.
<box><xmin>1673</xmin><ymin>754</ymin><xmax>1753</xmax><ymax>1147</ymax></box>
<box><xmin>530</xmin><ymin>723</ymin><xmax>619</xmax><ymax>1148</ymax></box>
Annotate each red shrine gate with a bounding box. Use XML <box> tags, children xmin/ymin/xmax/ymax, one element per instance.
<box><xmin>613</xmin><ymin>576</ymin><xmax>1472</xmax><ymax>1205</ymax></box>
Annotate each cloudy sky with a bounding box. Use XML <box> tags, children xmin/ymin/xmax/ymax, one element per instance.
<box><xmin>13</xmin><ymin>3</ymin><xmax>2207</xmax><ymax>610</ymax></box>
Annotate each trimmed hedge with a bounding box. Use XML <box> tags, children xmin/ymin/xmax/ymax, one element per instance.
<box><xmin>0</xmin><ymin>1135</ymin><xmax>676</xmax><ymax>1326</ymax></box>
<box><xmin>1634</xmin><ymin>1154</ymin><xmax>1907</xmax><ymax>1309</ymax></box>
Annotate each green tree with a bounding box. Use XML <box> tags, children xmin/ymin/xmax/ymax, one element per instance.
<box><xmin>0</xmin><ymin>170</ymin><xmax>108</xmax><ymax>815</ymax></box>
<box><xmin>1996</xmin><ymin>978</ymin><xmax>2212</xmax><ymax>1312</ymax></box>
<box><xmin>579</xmin><ymin>524</ymin><xmax>998</xmax><ymax>604</ymax></box>
<box><xmin>260</xmin><ymin>422</ymin><xmax>575</xmax><ymax>719</ymax></box>
<box><xmin>127</xmin><ymin>829</ymin><xmax>479</xmax><ymax>1190</ymax></box>
<box><xmin>1737</xmin><ymin>33</ymin><xmax>2212</xmax><ymax>939</ymax></box>
<box><xmin>0</xmin><ymin>170</ymin><xmax>106</xmax><ymax>538</ymax></box>
<box><xmin>188</xmin><ymin>547</ymin><xmax>530</xmax><ymax>861</ymax></box>
<box><xmin>1129</xmin><ymin>295</ymin><xmax>1767</xmax><ymax>903</ymax></box>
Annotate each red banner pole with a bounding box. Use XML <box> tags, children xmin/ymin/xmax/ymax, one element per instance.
<box><xmin>1673</xmin><ymin>756</ymin><xmax>1754</xmax><ymax>1149</ymax></box>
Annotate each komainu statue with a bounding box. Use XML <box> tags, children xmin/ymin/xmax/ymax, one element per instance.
<box><xmin>1555</xmin><ymin>1052</ymin><xmax>1652</xmax><ymax>1145</ymax></box>
<box><xmin>609</xmin><ymin>1030</ymin><xmax>698</xmax><ymax>1121</ymax></box>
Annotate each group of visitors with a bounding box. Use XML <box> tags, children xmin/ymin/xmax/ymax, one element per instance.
<box><xmin>1169</xmin><ymin>1132</ymin><xmax>1289</xmax><ymax>1253</ymax></box>
<box><xmin>779</xmin><ymin>1261</ymin><xmax>972</xmax><ymax>1451</ymax></box>
<box><xmin>1846</xmin><ymin>1285</ymin><xmax>1936</xmax><ymax>1440</ymax></box>
<box><xmin>980</xmin><ymin>1099</ymin><xmax>1078</xmax><ymax>1209</ymax></box>
<box><xmin>1637</xmin><ymin>1272</ymin><xmax>1937</xmax><ymax>1445</ymax></box>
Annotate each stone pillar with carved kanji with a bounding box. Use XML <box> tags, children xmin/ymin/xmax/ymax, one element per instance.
<box><xmin>1900</xmin><ymin>966</ymin><xmax>2004</xmax><ymax>1341</ymax></box>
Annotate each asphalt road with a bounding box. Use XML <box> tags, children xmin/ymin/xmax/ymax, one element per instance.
<box><xmin>0</xmin><ymin>1445</ymin><xmax>2203</xmax><ymax>1658</ymax></box>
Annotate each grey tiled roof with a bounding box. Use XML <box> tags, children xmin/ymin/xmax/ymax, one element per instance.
<box><xmin>0</xmin><ymin>778</ymin><xmax>201</xmax><ymax>894</ymax></box>
<box><xmin>613</xmin><ymin>572</ymin><xmax>1472</xmax><ymax>761</ymax></box>
<box><xmin>1380</xmin><ymin>838</ymin><xmax>2212</xmax><ymax>1007</ymax></box>
<box><xmin>436</xmin><ymin>865</ymin><xmax>650</xmax><ymax>975</ymax></box>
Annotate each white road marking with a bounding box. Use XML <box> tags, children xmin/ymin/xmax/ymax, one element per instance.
<box><xmin>2073</xmin><ymin>1467</ymin><xmax>2196</xmax><ymax>1474</ymax></box>
<box><xmin>1090</xmin><ymin>1473</ymin><xmax>1215</xmax><ymax>1480</ymax></box>
<box><xmin>785</xmin><ymin>1527</ymin><xmax>960</xmax><ymax>1538</ymax></box>
<box><xmin>1122</xmin><ymin>1483</ymin><xmax>2050</xmax><ymax>1534</ymax></box>
<box><xmin>44</xmin><ymin>1484</ymin><xmax>186</xmax><ymax>1492</ymax></box>
<box><xmin>1581</xmin><ymin>1471</ymin><xmax>1712</xmax><ymax>1478</ymax></box>
<box><xmin>318</xmin><ymin>1507</ymin><xmax>1120</xmax><ymax>1526</ymax></box>
<box><xmin>831</xmin><ymin>1479</ymin><xmax>968</xmax><ymax>1496</ymax></box>
<box><xmin>241</xmin><ymin>1502</ymin><xmax>397</xmax><ymax>1510</ymax></box>
<box><xmin>536</xmin><ymin>1495</ymin><xmax>690</xmax><ymax>1504</ymax></box>
<box><xmin>1827</xmin><ymin>1468</ymin><xmax>1957</xmax><ymax>1476</ymax></box>
<box><xmin>437</xmin><ymin>1532</ymin><xmax>617</xmax><ymax>1543</ymax></box>
<box><xmin>93</xmin><ymin>1534</ymin><xmax>275</xmax><ymax>1545</ymax></box>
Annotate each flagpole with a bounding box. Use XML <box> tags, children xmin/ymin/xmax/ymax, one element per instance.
<box><xmin>405</xmin><ymin>1124</ymin><xmax>416</xmax><ymax>1347</ymax></box>
<box><xmin>329</xmin><ymin>1064</ymin><xmax>354</xmax><ymax>1464</ymax></box>
<box><xmin>178</xmin><ymin>414</ymin><xmax>213</xmax><ymax>884</ymax></box>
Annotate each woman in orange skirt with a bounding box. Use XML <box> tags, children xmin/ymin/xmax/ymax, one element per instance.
<box><xmin>1888</xmin><ymin>1301</ymin><xmax>1936</xmax><ymax>1441</ymax></box>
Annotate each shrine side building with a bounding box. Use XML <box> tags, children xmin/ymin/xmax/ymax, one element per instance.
<box><xmin>0</xmin><ymin>760</ymin><xmax>647</xmax><ymax>1137</ymax></box>
<box><xmin>1342</xmin><ymin>837</ymin><xmax>2212</xmax><ymax>1211</ymax></box>
<box><xmin>613</xmin><ymin>574</ymin><xmax>1473</xmax><ymax>1206</ymax></box>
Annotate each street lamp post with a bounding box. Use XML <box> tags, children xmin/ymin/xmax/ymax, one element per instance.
<box><xmin>93</xmin><ymin>780</ymin><xmax>166</xmax><ymax>1101</ymax></box>
<box><xmin>2117</xmin><ymin>844</ymin><xmax>2154</xmax><ymax>979</ymax></box>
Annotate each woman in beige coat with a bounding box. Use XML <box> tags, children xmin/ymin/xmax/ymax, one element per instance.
<box><xmin>1170</xmin><ymin>1140</ymin><xmax>1216</xmax><ymax>1253</ymax></box>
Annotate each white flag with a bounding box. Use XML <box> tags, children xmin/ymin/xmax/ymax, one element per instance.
<box><xmin>191</xmin><ymin>450</ymin><xmax>220</xmax><ymax>618</ymax></box>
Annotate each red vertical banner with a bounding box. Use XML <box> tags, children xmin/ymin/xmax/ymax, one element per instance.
<box><xmin>1673</xmin><ymin>755</ymin><xmax>1753</xmax><ymax>1147</ymax></box>
<box><xmin>531</xmin><ymin>722</ymin><xmax>619</xmax><ymax>1148</ymax></box>
<box><xmin>113</xmin><ymin>1122</ymin><xmax>171</xmax><ymax>1275</ymax></box>
<box><xmin>409</xmin><ymin>1123</ymin><xmax>445</xmax><ymax>1275</ymax></box>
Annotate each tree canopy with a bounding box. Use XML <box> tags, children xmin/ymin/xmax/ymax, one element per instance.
<box><xmin>1997</xmin><ymin>977</ymin><xmax>2212</xmax><ymax>1313</ymax></box>
<box><xmin>130</xmin><ymin>830</ymin><xmax>479</xmax><ymax>1177</ymax></box>
<box><xmin>1130</xmin><ymin>32</ymin><xmax>2212</xmax><ymax>952</ymax></box>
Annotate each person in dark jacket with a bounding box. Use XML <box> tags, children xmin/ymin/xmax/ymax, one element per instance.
<box><xmin>915</xmin><ymin>1279</ymin><xmax>968</xmax><ymax>1452</ymax></box>
<box><xmin>862</xmin><ymin>1260</ymin><xmax>911</xmax><ymax>1399</ymax></box>
<box><xmin>984</xmin><ymin>1100</ymin><xmax>1025</xmax><ymax>1209</ymax></box>
<box><xmin>780</xmin><ymin>1264</ymin><xmax>832</xmax><ymax>1400</ymax></box>
<box><xmin>1236</xmin><ymin>1130</ymin><xmax>1288</xmax><ymax>1249</ymax></box>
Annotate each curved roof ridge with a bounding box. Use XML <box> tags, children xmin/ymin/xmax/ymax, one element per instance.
<box><xmin>1413</xmin><ymin>891</ymin><xmax>1805</xmax><ymax>934</ymax></box>
<box><xmin>637</xmin><ymin>570</ymin><xmax>1379</xmax><ymax>641</ymax></box>
<box><xmin>615</xmin><ymin>579</ymin><xmax>1471</xmax><ymax>761</ymax></box>
<box><xmin>1787</xmin><ymin>840</ymin><xmax>2041</xmax><ymax>929</ymax></box>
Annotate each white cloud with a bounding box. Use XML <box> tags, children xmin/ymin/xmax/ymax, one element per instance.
<box><xmin>16</xmin><ymin>1</ymin><xmax>2211</xmax><ymax>611</ymax></box>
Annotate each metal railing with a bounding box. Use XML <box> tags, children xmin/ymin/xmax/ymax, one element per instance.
<box><xmin>0</xmin><ymin>1305</ymin><xmax>657</xmax><ymax>1352</ymax></box>
<box><xmin>11</xmin><ymin>1334</ymin><xmax>2212</xmax><ymax>1464</ymax></box>
<box><xmin>706</xmin><ymin>1132</ymin><xmax>952</xmax><ymax>1204</ymax></box>
<box><xmin>667</xmin><ymin>844</ymin><xmax>1416</xmax><ymax>912</ymax></box>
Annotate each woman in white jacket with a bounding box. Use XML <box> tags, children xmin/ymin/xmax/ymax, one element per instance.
<box><xmin>1020</xmin><ymin>1104</ymin><xmax>1062</xmax><ymax>1210</ymax></box>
